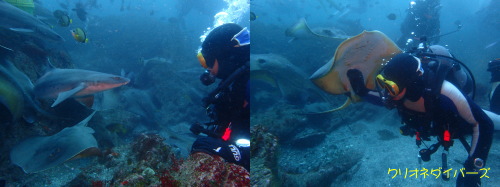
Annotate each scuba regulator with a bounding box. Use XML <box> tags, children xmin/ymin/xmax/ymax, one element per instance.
<box><xmin>200</xmin><ymin>70</ymin><xmax>216</xmax><ymax>86</ymax></box>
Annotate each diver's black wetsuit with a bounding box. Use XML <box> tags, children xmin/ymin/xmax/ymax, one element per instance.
<box><xmin>397</xmin><ymin>81</ymin><xmax>493</xmax><ymax>187</ymax></box>
<box><xmin>395</xmin><ymin>81</ymin><xmax>494</xmax><ymax>158</ymax></box>
<box><xmin>191</xmin><ymin>65</ymin><xmax>250</xmax><ymax>171</ymax></box>
<box><xmin>491</xmin><ymin>84</ymin><xmax>500</xmax><ymax>114</ymax></box>
<box><xmin>489</xmin><ymin>60</ymin><xmax>500</xmax><ymax>114</ymax></box>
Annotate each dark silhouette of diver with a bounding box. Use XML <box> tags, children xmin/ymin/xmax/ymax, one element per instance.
<box><xmin>190</xmin><ymin>23</ymin><xmax>250</xmax><ymax>171</ymax></box>
<box><xmin>397</xmin><ymin>0</ymin><xmax>441</xmax><ymax>48</ymax></box>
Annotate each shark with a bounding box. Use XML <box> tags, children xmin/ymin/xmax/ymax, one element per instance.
<box><xmin>34</xmin><ymin>69</ymin><xmax>130</xmax><ymax>107</ymax></box>
<box><xmin>0</xmin><ymin>0</ymin><xmax>64</xmax><ymax>41</ymax></box>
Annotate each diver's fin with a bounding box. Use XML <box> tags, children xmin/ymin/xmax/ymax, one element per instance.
<box><xmin>303</xmin><ymin>97</ymin><xmax>352</xmax><ymax>114</ymax></box>
<box><xmin>52</xmin><ymin>83</ymin><xmax>86</xmax><ymax>107</ymax></box>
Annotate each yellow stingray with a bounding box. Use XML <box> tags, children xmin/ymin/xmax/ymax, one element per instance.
<box><xmin>309</xmin><ymin>30</ymin><xmax>402</xmax><ymax>112</ymax></box>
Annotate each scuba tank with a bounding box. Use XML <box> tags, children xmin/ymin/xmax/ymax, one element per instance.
<box><xmin>408</xmin><ymin>43</ymin><xmax>476</xmax><ymax>100</ymax></box>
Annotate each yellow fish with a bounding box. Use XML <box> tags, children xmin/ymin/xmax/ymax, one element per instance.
<box><xmin>58</xmin><ymin>14</ymin><xmax>72</xmax><ymax>27</ymax></box>
<box><xmin>70</xmin><ymin>28</ymin><xmax>88</xmax><ymax>43</ymax></box>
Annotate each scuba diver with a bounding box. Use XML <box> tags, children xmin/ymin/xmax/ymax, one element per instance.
<box><xmin>190</xmin><ymin>23</ymin><xmax>250</xmax><ymax>171</ymax></box>
<box><xmin>397</xmin><ymin>0</ymin><xmax>442</xmax><ymax>48</ymax></box>
<box><xmin>488</xmin><ymin>59</ymin><xmax>500</xmax><ymax>114</ymax></box>
<box><xmin>348</xmin><ymin>45</ymin><xmax>493</xmax><ymax>187</ymax></box>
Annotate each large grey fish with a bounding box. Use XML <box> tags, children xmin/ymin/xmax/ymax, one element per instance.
<box><xmin>34</xmin><ymin>69</ymin><xmax>130</xmax><ymax>107</ymax></box>
<box><xmin>251</xmin><ymin>53</ymin><xmax>336</xmax><ymax>107</ymax></box>
<box><xmin>0</xmin><ymin>0</ymin><xmax>64</xmax><ymax>41</ymax></box>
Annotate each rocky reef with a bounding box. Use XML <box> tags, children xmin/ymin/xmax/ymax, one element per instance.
<box><xmin>250</xmin><ymin>125</ymin><xmax>279</xmax><ymax>186</ymax></box>
<box><xmin>63</xmin><ymin>133</ymin><xmax>249</xmax><ymax>186</ymax></box>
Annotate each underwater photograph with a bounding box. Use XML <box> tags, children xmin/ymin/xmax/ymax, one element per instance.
<box><xmin>1</xmin><ymin>0</ymin><xmax>250</xmax><ymax>186</ymax></box>
<box><xmin>250</xmin><ymin>0</ymin><xmax>499</xmax><ymax>186</ymax></box>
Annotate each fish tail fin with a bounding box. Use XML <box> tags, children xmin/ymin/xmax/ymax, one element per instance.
<box><xmin>301</xmin><ymin>97</ymin><xmax>352</xmax><ymax>115</ymax></box>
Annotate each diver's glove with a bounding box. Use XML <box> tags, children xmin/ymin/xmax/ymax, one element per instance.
<box><xmin>347</xmin><ymin>69</ymin><xmax>369</xmax><ymax>97</ymax></box>
<box><xmin>190</xmin><ymin>122</ymin><xmax>220</xmax><ymax>138</ymax></box>
<box><xmin>190</xmin><ymin>122</ymin><xmax>205</xmax><ymax>135</ymax></box>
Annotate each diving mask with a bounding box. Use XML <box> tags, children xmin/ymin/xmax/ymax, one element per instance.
<box><xmin>377</xmin><ymin>56</ymin><xmax>424</xmax><ymax>98</ymax></box>
<box><xmin>231</xmin><ymin>27</ymin><xmax>250</xmax><ymax>47</ymax></box>
<box><xmin>376</xmin><ymin>74</ymin><xmax>400</xmax><ymax>97</ymax></box>
<box><xmin>197</xmin><ymin>51</ymin><xmax>208</xmax><ymax>69</ymax></box>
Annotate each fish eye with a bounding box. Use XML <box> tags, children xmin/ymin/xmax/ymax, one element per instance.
<box><xmin>258</xmin><ymin>59</ymin><xmax>266</xmax><ymax>64</ymax></box>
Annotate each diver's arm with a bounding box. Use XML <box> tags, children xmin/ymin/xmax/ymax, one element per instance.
<box><xmin>363</xmin><ymin>91</ymin><xmax>384</xmax><ymax>106</ymax></box>
<box><xmin>490</xmin><ymin>82</ymin><xmax>500</xmax><ymax>114</ymax></box>
<box><xmin>466</xmin><ymin>97</ymin><xmax>494</xmax><ymax>165</ymax></box>
<box><xmin>440</xmin><ymin>81</ymin><xmax>493</xmax><ymax>164</ymax></box>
